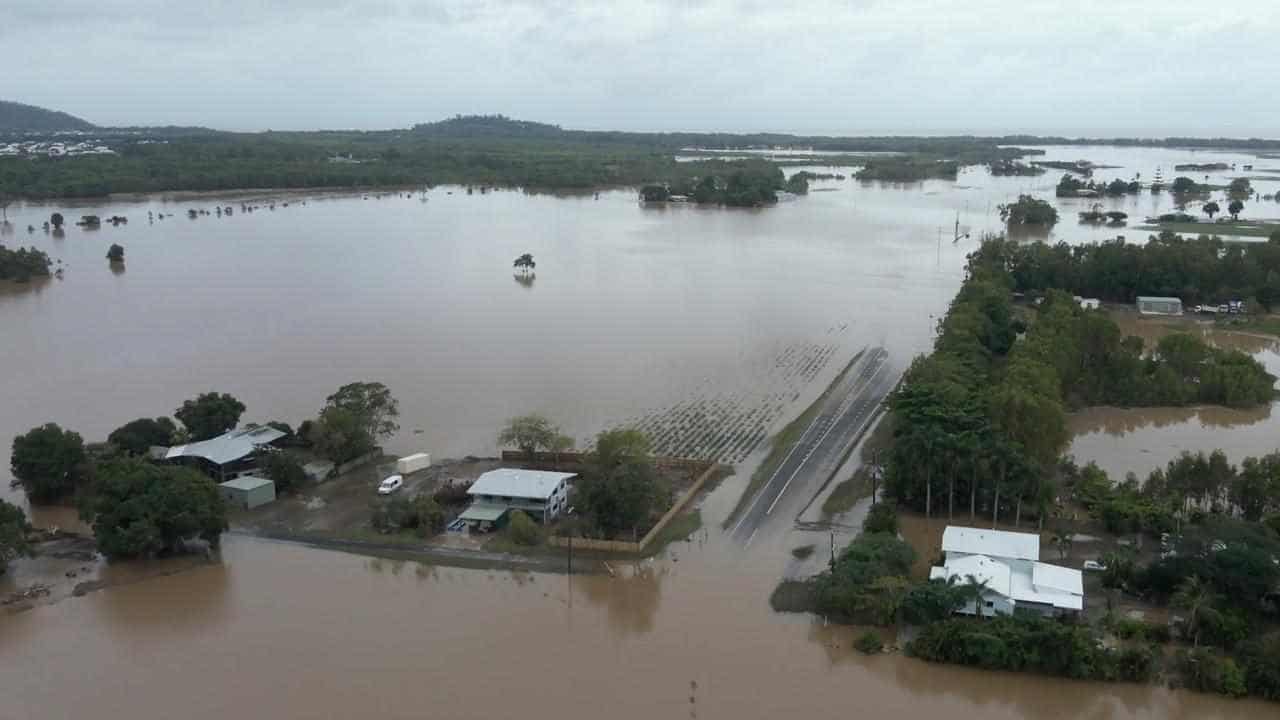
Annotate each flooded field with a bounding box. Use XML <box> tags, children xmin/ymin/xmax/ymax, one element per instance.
<box><xmin>5</xmin><ymin>145</ymin><xmax>1280</xmax><ymax>718</ymax></box>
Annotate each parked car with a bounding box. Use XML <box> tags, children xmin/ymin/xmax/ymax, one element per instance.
<box><xmin>377</xmin><ymin>475</ymin><xmax>404</xmax><ymax>495</ymax></box>
<box><xmin>1083</xmin><ymin>560</ymin><xmax>1107</xmax><ymax>572</ymax></box>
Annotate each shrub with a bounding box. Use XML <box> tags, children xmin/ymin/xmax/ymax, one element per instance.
<box><xmin>506</xmin><ymin>510</ymin><xmax>543</xmax><ymax>546</ymax></box>
<box><xmin>432</xmin><ymin>480</ymin><xmax>472</xmax><ymax>507</ymax></box>
<box><xmin>863</xmin><ymin>503</ymin><xmax>898</xmax><ymax>534</ymax></box>
<box><xmin>1177</xmin><ymin>648</ymin><xmax>1247</xmax><ymax>697</ymax></box>
<box><xmin>854</xmin><ymin>631</ymin><xmax>884</xmax><ymax>654</ymax></box>
<box><xmin>371</xmin><ymin>493</ymin><xmax>446</xmax><ymax>538</ymax></box>
<box><xmin>259</xmin><ymin>451</ymin><xmax>307</xmax><ymax>494</ymax></box>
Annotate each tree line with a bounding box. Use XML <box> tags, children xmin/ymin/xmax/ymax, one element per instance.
<box><xmin>0</xmin><ymin>245</ymin><xmax>52</xmax><ymax>281</ymax></box>
<box><xmin>5</xmin><ymin>381</ymin><xmax>399</xmax><ymax>566</ymax></box>
<box><xmin>884</xmin><ymin>237</ymin><xmax>1274</xmax><ymax>526</ymax></box>
<box><xmin>999</xmin><ymin>230</ymin><xmax>1280</xmax><ymax>309</ymax></box>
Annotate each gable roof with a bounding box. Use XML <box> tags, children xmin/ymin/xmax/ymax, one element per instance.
<box><xmin>165</xmin><ymin>425</ymin><xmax>285</xmax><ymax>466</ymax></box>
<box><xmin>930</xmin><ymin>553</ymin><xmax>1011</xmax><ymax>595</ymax></box>
<box><xmin>1032</xmin><ymin>562</ymin><xmax>1084</xmax><ymax>595</ymax></box>
<box><xmin>942</xmin><ymin>526</ymin><xmax>1041</xmax><ymax>561</ymax></box>
<box><xmin>468</xmin><ymin>469</ymin><xmax>575</xmax><ymax>501</ymax></box>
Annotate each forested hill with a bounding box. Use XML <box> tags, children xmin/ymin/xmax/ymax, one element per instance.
<box><xmin>0</xmin><ymin>101</ymin><xmax>95</xmax><ymax>131</ymax></box>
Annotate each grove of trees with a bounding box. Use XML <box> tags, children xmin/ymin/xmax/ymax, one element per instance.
<box><xmin>107</xmin><ymin>417</ymin><xmax>177</xmax><ymax>456</ymax></box>
<box><xmin>80</xmin><ymin>459</ymin><xmax>227</xmax><ymax>559</ymax></box>
<box><xmin>0</xmin><ymin>245</ymin><xmax>52</xmax><ymax>281</ymax></box>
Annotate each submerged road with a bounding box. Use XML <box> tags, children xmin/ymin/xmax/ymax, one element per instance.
<box><xmin>730</xmin><ymin>346</ymin><xmax>895</xmax><ymax>546</ymax></box>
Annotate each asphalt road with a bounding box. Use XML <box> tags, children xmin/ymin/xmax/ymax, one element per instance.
<box><xmin>729</xmin><ymin>346</ymin><xmax>895</xmax><ymax>546</ymax></box>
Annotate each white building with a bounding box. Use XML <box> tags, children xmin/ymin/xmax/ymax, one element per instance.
<box><xmin>458</xmin><ymin>468</ymin><xmax>575</xmax><ymax>530</ymax></box>
<box><xmin>929</xmin><ymin>526</ymin><xmax>1083</xmax><ymax>618</ymax></box>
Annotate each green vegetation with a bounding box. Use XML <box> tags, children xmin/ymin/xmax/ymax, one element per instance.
<box><xmin>1055</xmin><ymin>174</ymin><xmax>1138</xmax><ymax>197</ymax></box>
<box><xmin>1172</xmin><ymin>175</ymin><xmax>1209</xmax><ymax>194</ymax></box>
<box><xmin>854</xmin><ymin>631</ymin><xmax>885</xmax><ymax>654</ymax></box>
<box><xmin>10</xmin><ymin>423</ymin><xmax>89</xmax><ymax>504</ymax></box>
<box><xmin>107</xmin><ymin>417</ymin><xmax>177</xmax><ymax>456</ymax></box>
<box><xmin>370</xmin><ymin>492</ymin><xmax>447</xmax><ymax>538</ymax></box>
<box><xmin>576</xmin><ymin>429</ymin><xmax>670</xmax><ymax>539</ymax></box>
<box><xmin>908</xmin><ymin>614</ymin><xmax>1156</xmax><ymax>682</ymax></box>
<box><xmin>998</xmin><ymin>230</ymin><xmax>1280</xmax><ymax>308</ymax></box>
<box><xmin>498</xmin><ymin>413</ymin><xmax>561</xmax><ymax>458</ymax></box>
<box><xmin>988</xmin><ymin>160</ymin><xmax>1044</xmax><ymax>176</ymax></box>
<box><xmin>259</xmin><ymin>450</ymin><xmax>307</xmax><ymax>494</ymax></box>
<box><xmin>0</xmin><ymin>245</ymin><xmax>52</xmax><ymax>282</ymax></box>
<box><xmin>821</xmin><ymin>470</ymin><xmax>870</xmax><ymax>516</ymax></box>
<box><xmin>307</xmin><ymin>381</ymin><xmax>399</xmax><ymax>463</ymax></box>
<box><xmin>863</xmin><ymin>503</ymin><xmax>898</xmax><ymax>534</ymax></box>
<box><xmin>856</xmin><ymin>158</ymin><xmax>958</xmax><ymax>182</ymax></box>
<box><xmin>505</xmin><ymin>510</ymin><xmax>544</xmax><ymax>547</ymax></box>
<box><xmin>0</xmin><ymin>100</ymin><xmax>94</xmax><ymax>131</ymax></box>
<box><xmin>999</xmin><ymin>194</ymin><xmax>1058</xmax><ymax>226</ymax></box>
<box><xmin>80</xmin><ymin>458</ymin><xmax>227</xmax><ymax>559</ymax></box>
<box><xmin>0</xmin><ymin>498</ymin><xmax>32</xmax><ymax>574</ymax></box>
<box><xmin>791</xmin><ymin>544</ymin><xmax>816</xmax><ymax>560</ymax></box>
<box><xmin>175</xmin><ymin>392</ymin><xmax>246</xmax><ymax>441</ymax></box>
<box><xmin>886</xmin><ymin>239</ymin><xmax>1273</xmax><ymax>526</ymax></box>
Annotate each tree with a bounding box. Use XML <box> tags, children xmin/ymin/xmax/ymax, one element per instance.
<box><xmin>513</xmin><ymin>253</ymin><xmax>536</xmax><ymax>274</ymax></box>
<box><xmin>0</xmin><ymin>498</ymin><xmax>32</xmax><ymax>574</ymax></box>
<box><xmin>1203</xmin><ymin>201</ymin><xmax>1220</xmax><ymax>220</ymax></box>
<box><xmin>10</xmin><ymin>423</ymin><xmax>88</xmax><ymax>503</ymax></box>
<box><xmin>308</xmin><ymin>406</ymin><xmax>374</xmax><ymax>463</ymax></box>
<box><xmin>81</xmin><ymin>459</ymin><xmax>228</xmax><ymax>560</ymax></box>
<box><xmin>175</xmin><ymin>392</ymin><xmax>246</xmax><ymax>441</ymax></box>
<box><xmin>107</xmin><ymin>417</ymin><xmax>177</xmax><ymax>456</ymax></box>
<box><xmin>548</xmin><ymin>432</ymin><xmax>575</xmax><ymax>469</ymax></box>
<box><xmin>497</xmin><ymin>413</ymin><xmax>558</xmax><ymax>459</ymax></box>
<box><xmin>1229</xmin><ymin>178</ymin><xmax>1253</xmax><ymax>197</ymax></box>
<box><xmin>506</xmin><ymin>510</ymin><xmax>543</xmax><ymax>546</ymax></box>
<box><xmin>323</xmin><ymin>381</ymin><xmax>399</xmax><ymax>442</ymax></box>
<box><xmin>1051</xmin><ymin>527</ymin><xmax>1073</xmax><ymax>561</ymax></box>
<box><xmin>106</xmin><ymin>243</ymin><xmax>124</xmax><ymax>262</ymax></box>
<box><xmin>1172</xmin><ymin>576</ymin><xmax>1221</xmax><ymax>647</ymax></box>
<box><xmin>1171</xmin><ymin>176</ymin><xmax>1199</xmax><ymax>194</ymax></box>
<box><xmin>578</xmin><ymin>432</ymin><xmax>667</xmax><ymax>539</ymax></box>
<box><xmin>999</xmin><ymin>194</ymin><xmax>1059</xmax><ymax>226</ymax></box>
<box><xmin>259</xmin><ymin>450</ymin><xmax>307</xmax><ymax>494</ymax></box>
<box><xmin>864</xmin><ymin>503</ymin><xmax>898</xmax><ymax>534</ymax></box>
<box><xmin>50</xmin><ymin>212</ymin><xmax>64</xmax><ymax>229</ymax></box>
<box><xmin>1228</xmin><ymin>199</ymin><xmax>1244</xmax><ymax>221</ymax></box>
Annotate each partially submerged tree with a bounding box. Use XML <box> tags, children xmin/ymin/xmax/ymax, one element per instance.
<box><xmin>1228</xmin><ymin>199</ymin><xmax>1245</xmax><ymax>221</ymax></box>
<box><xmin>10</xmin><ymin>423</ymin><xmax>89</xmax><ymax>503</ymax></box>
<box><xmin>107</xmin><ymin>417</ymin><xmax>177</xmax><ymax>456</ymax></box>
<box><xmin>106</xmin><ymin>243</ymin><xmax>124</xmax><ymax>262</ymax></box>
<box><xmin>81</xmin><ymin>459</ymin><xmax>228</xmax><ymax>560</ymax></box>
<box><xmin>513</xmin><ymin>253</ymin><xmax>536</xmax><ymax>274</ymax></box>
<box><xmin>498</xmin><ymin>413</ymin><xmax>558</xmax><ymax>459</ymax></box>
<box><xmin>0</xmin><ymin>499</ymin><xmax>32</xmax><ymax>575</ymax></box>
<box><xmin>1203</xmin><ymin>201</ymin><xmax>1220</xmax><ymax>220</ymax></box>
<box><xmin>175</xmin><ymin>392</ymin><xmax>246</xmax><ymax>441</ymax></box>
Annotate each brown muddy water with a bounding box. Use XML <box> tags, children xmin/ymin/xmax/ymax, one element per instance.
<box><xmin>5</xmin><ymin>146</ymin><xmax>1280</xmax><ymax>718</ymax></box>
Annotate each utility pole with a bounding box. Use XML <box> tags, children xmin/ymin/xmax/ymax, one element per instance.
<box><xmin>829</xmin><ymin>530</ymin><xmax>836</xmax><ymax>571</ymax></box>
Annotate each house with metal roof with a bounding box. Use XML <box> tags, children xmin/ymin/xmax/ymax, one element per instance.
<box><xmin>164</xmin><ymin>425</ymin><xmax>286</xmax><ymax>481</ymax></box>
<box><xmin>457</xmin><ymin>468</ymin><xmax>575</xmax><ymax>531</ymax></box>
<box><xmin>930</xmin><ymin>526</ymin><xmax>1084</xmax><ymax>617</ymax></box>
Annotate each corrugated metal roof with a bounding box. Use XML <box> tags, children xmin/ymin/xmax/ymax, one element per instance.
<box><xmin>219</xmin><ymin>476</ymin><xmax>274</xmax><ymax>492</ymax></box>
<box><xmin>942</xmin><ymin>526</ymin><xmax>1041</xmax><ymax>561</ymax></box>
<box><xmin>933</xmin><ymin>554</ymin><xmax>1012</xmax><ymax>595</ymax></box>
<box><xmin>1032</xmin><ymin>562</ymin><xmax>1084</xmax><ymax>595</ymax></box>
<box><xmin>468</xmin><ymin>469</ymin><xmax>575</xmax><ymax>501</ymax></box>
<box><xmin>165</xmin><ymin>426</ymin><xmax>285</xmax><ymax>466</ymax></box>
<box><xmin>458</xmin><ymin>503</ymin><xmax>509</xmax><ymax>522</ymax></box>
<box><xmin>1136</xmin><ymin>296</ymin><xmax>1181</xmax><ymax>302</ymax></box>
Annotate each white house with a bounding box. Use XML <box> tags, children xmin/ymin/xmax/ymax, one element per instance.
<box><xmin>458</xmin><ymin>468</ymin><xmax>575</xmax><ymax>531</ymax></box>
<box><xmin>929</xmin><ymin>526</ymin><xmax>1084</xmax><ymax>618</ymax></box>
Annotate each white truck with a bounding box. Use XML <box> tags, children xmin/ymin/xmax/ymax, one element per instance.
<box><xmin>395</xmin><ymin>452</ymin><xmax>432</xmax><ymax>475</ymax></box>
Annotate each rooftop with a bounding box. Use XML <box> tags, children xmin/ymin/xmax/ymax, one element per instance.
<box><xmin>468</xmin><ymin>468</ymin><xmax>575</xmax><ymax>501</ymax></box>
<box><xmin>165</xmin><ymin>425</ymin><xmax>285</xmax><ymax>466</ymax></box>
<box><xmin>219</xmin><ymin>476</ymin><xmax>274</xmax><ymax>492</ymax></box>
<box><xmin>941</xmin><ymin>526</ymin><xmax>1041</xmax><ymax>561</ymax></box>
<box><xmin>1136</xmin><ymin>296</ymin><xmax>1182</xmax><ymax>303</ymax></box>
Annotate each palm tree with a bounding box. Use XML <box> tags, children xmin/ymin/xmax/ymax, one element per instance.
<box><xmin>963</xmin><ymin>573</ymin><xmax>992</xmax><ymax>619</ymax></box>
<box><xmin>1051</xmin><ymin>529</ymin><xmax>1073</xmax><ymax>561</ymax></box>
<box><xmin>513</xmin><ymin>253</ymin><xmax>536</xmax><ymax>274</ymax></box>
<box><xmin>1171</xmin><ymin>576</ymin><xmax>1220</xmax><ymax>647</ymax></box>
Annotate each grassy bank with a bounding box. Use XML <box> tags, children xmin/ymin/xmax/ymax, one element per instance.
<box><xmin>820</xmin><ymin>412</ymin><xmax>894</xmax><ymax>516</ymax></box>
<box><xmin>723</xmin><ymin>351</ymin><xmax>863</xmax><ymax>528</ymax></box>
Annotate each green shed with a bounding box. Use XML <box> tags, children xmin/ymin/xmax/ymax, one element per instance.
<box><xmin>219</xmin><ymin>476</ymin><xmax>276</xmax><ymax>510</ymax></box>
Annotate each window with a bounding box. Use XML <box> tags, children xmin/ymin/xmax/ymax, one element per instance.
<box><xmin>985</xmin><ymin>601</ymin><xmax>994</xmax><ymax>608</ymax></box>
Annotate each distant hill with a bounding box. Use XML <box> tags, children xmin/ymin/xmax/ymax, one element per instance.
<box><xmin>412</xmin><ymin>114</ymin><xmax>565</xmax><ymax>139</ymax></box>
<box><xmin>0</xmin><ymin>100</ymin><xmax>95</xmax><ymax>131</ymax></box>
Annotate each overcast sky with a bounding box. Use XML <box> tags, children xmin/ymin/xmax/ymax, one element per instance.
<box><xmin>5</xmin><ymin>0</ymin><xmax>1279</xmax><ymax>137</ymax></box>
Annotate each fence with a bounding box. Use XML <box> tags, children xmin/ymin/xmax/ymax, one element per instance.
<box><xmin>546</xmin><ymin>459</ymin><xmax>721</xmax><ymax>554</ymax></box>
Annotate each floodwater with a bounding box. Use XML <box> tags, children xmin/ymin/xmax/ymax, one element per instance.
<box><xmin>5</xmin><ymin>145</ymin><xmax>1280</xmax><ymax>718</ymax></box>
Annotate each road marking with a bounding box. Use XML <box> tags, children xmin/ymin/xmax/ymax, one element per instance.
<box><xmin>764</xmin><ymin>359</ymin><xmax>889</xmax><ymax>517</ymax></box>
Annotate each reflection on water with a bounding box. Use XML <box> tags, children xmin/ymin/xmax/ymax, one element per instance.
<box><xmin>512</xmin><ymin>271</ymin><xmax>535</xmax><ymax>289</ymax></box>
<box><xmin>578</xmin><ymin>561</ymin><xmax>665</xmax><ymax>636</ymax></box>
